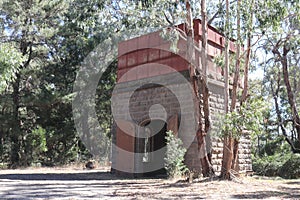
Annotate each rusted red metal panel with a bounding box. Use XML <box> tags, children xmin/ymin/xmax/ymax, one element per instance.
<box><xmin>137</xmin><ymin>49</ymin><xmax>149</xmax><ymax>64</ymax></box>
<box><xmin>115</xmin><ymin>121</ymin><xmax>135</xmax><ymax>173</ymax></box>
<box><xmin>148</xmin><ymin>49</ymin><xmax>160</xmax><ymax>62</ymax></box>
<box><xmin>127</xmin><ymin>52</ymin><xmax>137</xmax><ymax>67</ymax></box>
<box><xmin>118</xmin><ymin>55</ymin><xmax>127</xmax><ymax>69</ymax></box>
<box><xmin>138</xmin><ymin>34</ymin><xmax>149</xmax><ymax>49</ymax></box>
<box><xmin>171</xmin><ymin>56</ymin><xmax>189</xmax><ymax>72</ymax></box>
<box><xmin>160</xmin><ymin>49</ymin><xmax>172</xmax><ymax>60</ymax></box>
<box><xmin>117</xmin><ymin>19</ymin><xmax>237</xmax><ymax>83</ymax></box>
<box><xmin>136</xmin><ymin>65</ymin><xmax>148</xmax><ymax>79</ymax></box>
<box><xmin>149</xmin><ymin>32</ymin><xmax>162</xmax><ymax>47</ymax></box>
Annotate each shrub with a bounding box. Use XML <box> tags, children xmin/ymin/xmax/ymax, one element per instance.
<box><xmin>259</xmin><ymin>137</ymin><xmax>285</xmax><ymax>156</ymax></box>
<box><xmin>278</xmin><ymin>154</ymin><xmax>300</xmax><ymax>179</ymax></box>
<box><xmin>253</xmin><ymin>153</ymin><xmax>300</xmax><ymax>179</ymax></box>
<box><xmin>164</xmin><ymin>130</ymin><xmax>188</xmax><ymax>178</ymax></box>
<box><xmin>25</xmin><ymin>126</ymin><xmax>48</xmax><ymax>165</ymax></box>
<box><xmin>252</xmin><ymin>154</ymin><xmax>283</xmax><ymax>176</ymax></box>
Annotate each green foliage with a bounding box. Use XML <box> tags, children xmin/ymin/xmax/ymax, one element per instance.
<box><xmin>252</xmin><ymin>136</ymin><xmax>290</xmax><ymax>176</ymax></box>
<box><xmin>217</xmin><ymin>98</ymin><xmax>269</xmax><ymax>139</ymax></box>
<box><xmin>256</xmin><ymin>0</ymin><xmax>290</xmax><ymax>31</ymax></box>
<box><xmin>278</xmin><ymin>154</ymin><xmax>300</xmax><ymax>179</ymax></box>
<box><xmin>252</xmin><ymin>153</ymin><xmax>288</xmax><ymax>177</ymax></box>
<box><xmin>213</xmin><ymin>52</ymin><xmax>246</xmax><ymax>81</ymax></box>
<box><xmin>259</xmin><ymin>137</ymin><xmax>286</xmax><ymax>156</ymax></box>
<box><xmin>164</xmin><ymin>130</ymin><xmax>188</xmax><ymax>178</ymax></box>
<box><xmin>0</xmin><ymin>0</ymin><xmax>112</xmax><ymax>167</ymax></box>
<box><xmin>25</xmin><ymin>126</ymin><xmax>47</xmax><ymax>165</ymax></box>
<box><xmin>253</xmin><ymin>153</ymin><xmax>300</xmax><ymax>179</ymax></box>
<box><xmin>0</xmin><ymin>137</ymin><xmax>11</xmax><ymax>166</ymax></box>
<box><xmin>0</xmin><ymin>44</ymin><xmax>24</xmax><ymax>92</ymax></box>
<box><xmin>160</xmin><ymin>29</ymin><xmax>180</xmax><ymax>53</ymax></box>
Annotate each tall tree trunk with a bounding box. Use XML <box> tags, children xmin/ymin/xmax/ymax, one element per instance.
<box><xmin>223</xmin><ymin>1</ymin><xmax>230</xmax><ymax>115</ymax></box>
<box><xmin>280</xmin><ymin>45</ymin><xmax>300</xmax><ymax>143</ymax></box>
<box><xmin>9</xmin><ymin>32</ymin><xmax>33</xmax><ymax>168</ymax></box>
<box><xmin>201</xmin><ymin>0</ymin><xmax>210</xmax><ymax>134</ymax></box>
<box><xmin>230</xmin><ymin>0</ymin><xmax>241</xmax><ymax>112</ymax></box>
<box><xmin>10</xmin><ymin>73</ymin><xmax>21</xmax><ymax>168</ymax></box>
<box><xmin>240</xmin><ymin>31</ymin><xmax>251</xmax><ymax>104</ymax></box>
<box><xmin>185</xmin><ymin>0</ymin><xmax>214</xmax><ymax>177</ymax></box>
<box><xmin>221</xmin><ymin>137</ymin><xmax>234</xmax><ymax>179</ymax></box>
<box><xmin>220</xmin><ymin>0</ymin><xmax>234</xmax><ymax>180</ymax></box>
<box><xmin>200</xmin><ymin>0</ymin><xmax>214</xmax><ymax>176</ymax></box>
<box><xmin>231</xmin><ymin>139</ymin><xmax>239</xmax><ymax>172</ymax></box>
<box><xmin>230</xmin><ymin>0</ymin><xmax>241</xmax><ymax>172</ymax></box>
<box><xmin>270</xmin><ymin>70</ymin><xmax>300</xmax><ymax>153</ymax></box>
<box><xmin>272</xmin><ymin>44</ymin><xmax>300</xmax><ymax>143</ymax></box>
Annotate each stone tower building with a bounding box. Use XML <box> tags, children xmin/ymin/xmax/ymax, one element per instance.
<box><xmin>111</xmin><ymin>19</ymin><xmax>252</xmax><ymax>177</ymax></box>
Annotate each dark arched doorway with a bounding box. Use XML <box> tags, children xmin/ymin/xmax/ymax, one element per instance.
<box><xmin>135</xmin><ymin>119</ymin><xmax>167</xmax><ymax>177</ymax></box>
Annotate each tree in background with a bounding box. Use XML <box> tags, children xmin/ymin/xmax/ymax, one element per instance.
<box><xmin>0</xmin><ymin>0</ymin><xmax>113</xmax><ymax>167</ymax></box>
<box><xmin>220</xmin><ymin>0</ymin><xmax>232</xmax><ymax>179</ymax></box>
<box><xmin>258</xmin><ymin>0</ymin><xmax>300</xmax><ymax>151</ymax></box>
<box><xmin>1</xmin><ymin>0</ymin><xmax>71</xmax><ymax>167</ymax></box>
<box><xmin>220</xmin><ymin>0</ymin><xmax>265</xmax><ymax>179</ymax></box>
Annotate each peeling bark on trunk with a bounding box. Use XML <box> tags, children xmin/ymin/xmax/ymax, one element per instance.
<box><xmin>201</xmin><ymin>0</ymin><xmax>210</xmax><ymax>134</ymax></box>
<box><xmin>230</xmin><ymin>0</ymin><xmax>241</xmax><ymax>173</ymax></box>
<box><xmin>281</xmin><ymin>46</ymin><xmax>300</xmax><ymax>143</ymax></box>
<box><xmin>10</xmin><ymin>73</ymin><xmax>21</xmax><ymax>168</ymax></box>
<box><xmin>270</xmin><ymin>74</ymin><xmax>300</xmax><ymax>153</ymax></box>
<box><xmin>200</xmin><ymin>0</ymin><xmax>214</xmax><ymax>177</ymax></box>
<box><xmin>221</xmin><ymin>137</ymin><xmax>234</xmax><ymax>179</ymax></box>
<box><xmin>273</xmin><ymin>44</ymin><xmax>300</xmax><ymax>144</ymax></box>
<box><xmin>220</xmin><ymin>0</ymin><xmax>233</xmax><ymax>180</ymax></box>
<box><xmin>231</xmin><ymin>140</ymin><xmax>239</xmax><ymax>172</ymax></box>
<box><xmin>191</xmin><ymin>77</ymin><xmax>214</xmax><ymax>177</ymax></box>
<box><xmin>241</xmin><ymin>30</ymin><xmax>251</xmax><ymax>104</ymax></box>
<box><xmin>185</xmin><ymin>0</ymin><xmax>214</xmax><ymax>177</ymax></box>
<box><xmin>223</xmin><ymin>2</ymin><xmax>230</xmax><ymax>115</ymax></box>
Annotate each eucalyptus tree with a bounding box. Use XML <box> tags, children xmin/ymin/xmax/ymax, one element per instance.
<box><xmin>0</xmin><ymin>44</ymin><xmax>24</xmax><ymax>163</ymax></box>
<box><xmin>258</xmin><ymin>0</ymin><xmax>300</xmax><ymax>146</ymax></box>
<box><xmin>0</xmin><ymin>44</ymin><xmax>24</xmax><ymax>93</ymax></box>
<box><xmin>0</xmin><ymin>0</ymin><xmax>114</xmax><ymax>166</ymax></box>
<box><xmin>220</xmin><ymin>0</ymin><xmax>232</xmax><ymax>180</ymax></box>
<box><xmin>0</xmin><ymin>0</ymin><xmax>71</xmax><ymax>167</ymax></box>
<box><xmin>220</xmin><ymin>0</ymin><xmax>264</xmax><ymax>179</ymax></box>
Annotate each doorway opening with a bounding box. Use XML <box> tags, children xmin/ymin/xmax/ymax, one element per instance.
<box><xmin>137</xmin><ymin>119</ymin><xmax>167</xmax><ymax>177</ymax></box>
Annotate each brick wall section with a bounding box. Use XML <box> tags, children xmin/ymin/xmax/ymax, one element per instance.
<box><xmin>112</xmin><ymin>71</ymin><xmax>197</xmax><ymax>175</ymax></box>
<box><xmin>238</xmin><ymin>132</ymin><xmax>253</xmax><ymax>172</ymax></box>
<box><xmin>112</xmin><ymin>70</ymin><xmax>253</xmax><ymax>175</ymax></box>
<box><xmin>180</xmin><ymin>77</ymin><xmax>253</xmax><ymax>174</ymax></box>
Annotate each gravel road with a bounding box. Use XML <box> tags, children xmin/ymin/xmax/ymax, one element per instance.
<box><xmin>0</xmin><ymin>168</ymin><xmax>299</xmax><ymax>199</ymax></box>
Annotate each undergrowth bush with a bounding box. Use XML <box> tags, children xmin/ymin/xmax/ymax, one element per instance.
<box><xmin>253</xmin><ymin>153</ymin><xmax>300</xmax><ymax>179</ymax></box>
<box><xmin>252</xmin><ymin>153</ymin><xmax>287</xmax><ymax>176</ymax></box>
<box><xmin>164</xmin><ymin>130</ymin><xmax>188</xmax><ymax>179</ymax></box>
<box><xmin>278</xmin><ymin>154</ymin><xmax>300</xmax><ymax>179</ymax></box>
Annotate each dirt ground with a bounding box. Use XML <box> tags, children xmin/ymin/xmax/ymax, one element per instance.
<box><xmin>0</xmin><ymin>167</ymin><xmax>299</xmax><ymax>200</ymax></box>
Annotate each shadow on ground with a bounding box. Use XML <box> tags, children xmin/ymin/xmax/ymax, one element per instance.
<box><xmin>284</xmin><ymin>181</ymin><xmax>300</xmax><ymax>185</ymax></box>
<box><xmin>0</xmin><ymin>170</ymin><xmax>169</xmax><ymax>181</ymax></box>
<box><xmin>0</xmin><ymin>171</ymin><xmax>197</xmax><ymax>200</ymax></box>
<box><xmin>231</xmin><ymin>183</ymin><xmax>300</xmax><ymax>199</ymax></box>
<box><xmin>0</xmin><ymin>171</ymin><xmax>118</xmax><ymax>181</ymax></box>
<box><xmin>0</xmin><ymin>171</ymin><xmax>299</xmax><ymax>200</ymax></box>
